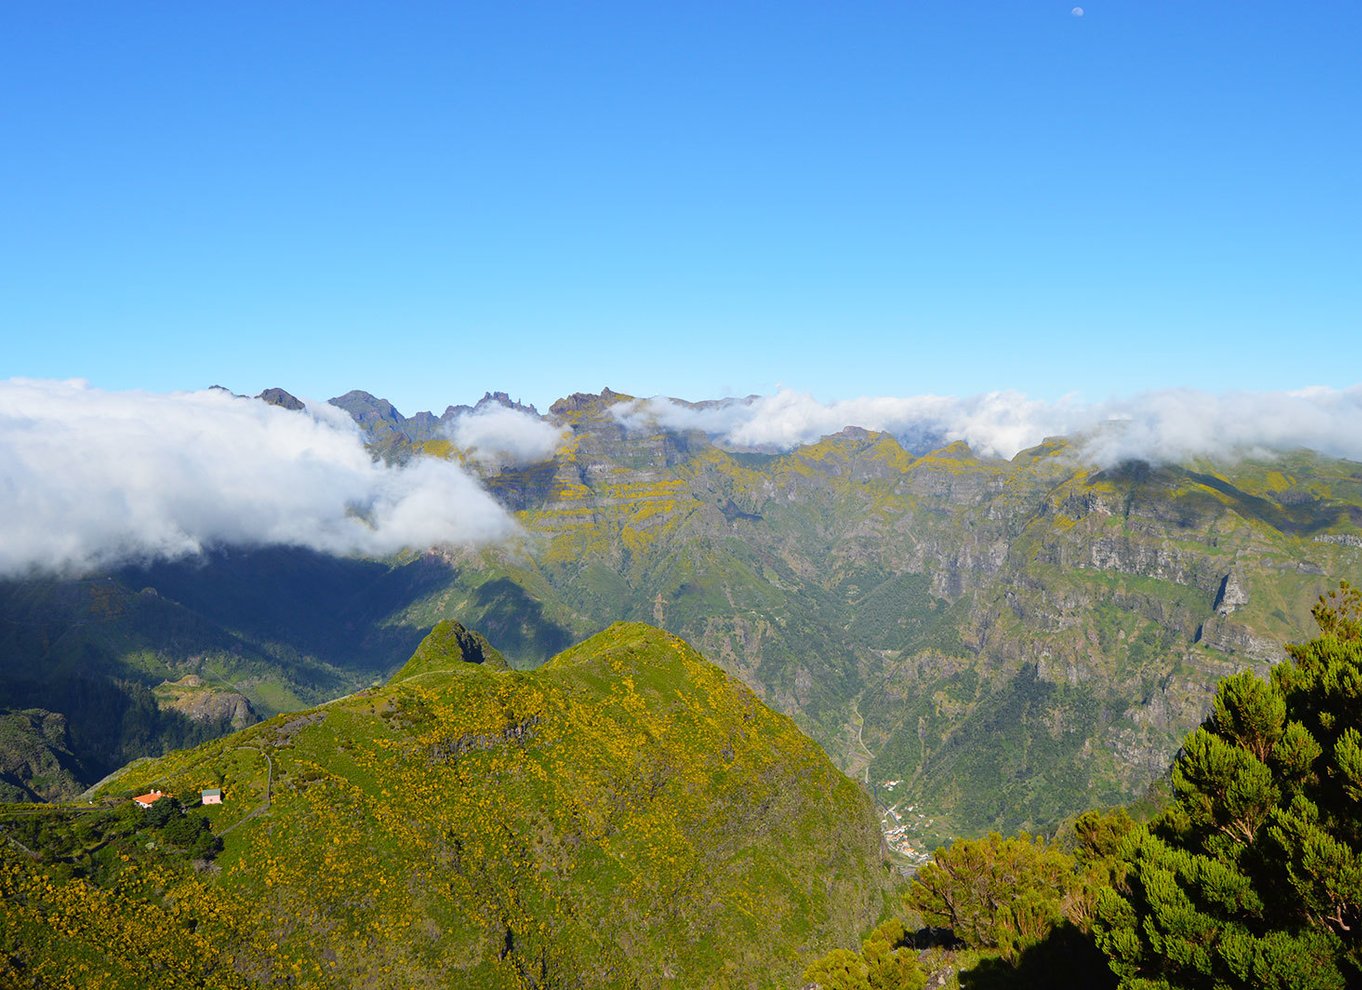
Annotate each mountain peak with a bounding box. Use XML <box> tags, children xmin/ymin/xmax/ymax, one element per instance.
<box><xmin>256</xmin><ymin>387</ymin><xmax>305</xmax><ymax>411</ymax></box>
<box><xmin>440</xmin><ymin>390</ymin><xmax>541</xmax><ymax>422</ymax></box>
<box><xmin>391</xmin><ymin>619</ymin><xmax>510</xmax><ymax>682</ymax></box>
<box><xmin>549</xmin><ymin>387</ymin><xmax>635</xmax><ymax>416</ymax></box>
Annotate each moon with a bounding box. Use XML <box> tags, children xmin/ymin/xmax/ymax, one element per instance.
<box><xmin>1072</xmin><ymin>6</ymin><xmax>1085</xmax><ymax>15</ymax></box>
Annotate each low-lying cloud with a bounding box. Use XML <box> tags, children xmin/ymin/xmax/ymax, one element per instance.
<box><xmin>0</xmin><ymin>380</ymin><xmax>517</xmax><ymax>578</ymax></box>
<box><xmin>447</xmin><ymin>405</ymin><xmax>567</xmax><ymax>468</ymax></box>
<box><xmin>614</xmin><ymin>386</ymin><xmax>1362</xmax><ymax>465</ymax></box>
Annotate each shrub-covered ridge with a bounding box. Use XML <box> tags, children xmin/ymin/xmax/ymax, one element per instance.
<box><xmin>2</xmin><ymin>622</ymin><xmax>888</xmax><ymax>989</ymax></box>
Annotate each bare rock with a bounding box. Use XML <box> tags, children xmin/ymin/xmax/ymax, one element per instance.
<box><xmin>1213</xmin><ymin>571</ymin><xmax>1250</xmax><ymax>615</ymax></box>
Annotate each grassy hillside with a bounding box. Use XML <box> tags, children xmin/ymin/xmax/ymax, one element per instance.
<box><xmin>1</xmin><ymin>623</ymin><xmax>889</xmax><ymax>989</ymax></box>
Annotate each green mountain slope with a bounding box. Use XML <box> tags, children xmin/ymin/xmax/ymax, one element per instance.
<box><xmin>2</xmin><ymin>623</ymin><xmax>888</xmax><ymax>988</ymax></box>
<box><xmin>0</xmin><ymin>709</ymin><xmax>89</xmax><ymax>802</ymax></box>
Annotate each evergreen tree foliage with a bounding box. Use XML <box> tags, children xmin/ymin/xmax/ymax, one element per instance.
<box><xmin>803</xmin><ymin>918</ymin><xmax>926</xmax><ymax>990</ymax></box>
<box><xmin>906</xmin><ymin>832</ymin><xmax>1077</xmax><ymax>962</ymax></box>
<box><xmin>1094</xmin><ymin>582</ymin><xmax>1362</xmax><ymax>989</ymax></box>
<box><xmin>810</xmin><ymin>818</ymin><xmax>1129</xmax><ymax>990</ymax></box>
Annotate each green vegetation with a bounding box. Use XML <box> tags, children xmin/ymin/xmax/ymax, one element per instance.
<box><xmin>803</xmin><ymin>918</ymin><xmax>926</xmax><ymax>990</ymax></box>
<box><xmin>0</xmin><ymin>795</ymin><xmax>237</xmax><ymax>990</ymax></box>
<box><xmin>805</xmin><ymin>811</ymin><xmax>1131</xmax><ymax>989</ymax></box>
<box><xmin>907</xmin><ymin>832</ymin><xmax>1085</xmax><ymax>962</ymax></box>
<box><xmin>2</xmin><ymin>622</ymin><xmax>890</xmax><ymax>988</ymax></box>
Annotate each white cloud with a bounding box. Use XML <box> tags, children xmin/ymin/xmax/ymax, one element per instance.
<box><xmin>1078</xmin><ymin>387</ymin><xmax>1362</xmax><ymax>466</ymax></box>
<box><xmin>447</xmin><ymin>404</ymin><xmax>567</xmax><ymax>468</ymax></box>
<box><xmin>0</xmin><ymin>379</ymin><xmax>517</xmax><ymax>577</ymax></box>
<box><xmin>613</xmin><ymin>386</ymin><xmax>1362</xmax><ymax>465</ymax></box>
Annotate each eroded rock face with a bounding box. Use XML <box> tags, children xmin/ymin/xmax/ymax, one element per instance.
<box><xmin>1197</xmin><ymin>616</ymin><xmax>1283</xmax><ymax>663</ymax></box>
<box><xmin>161</xmin><ymin>685</ymin><xmax>257</xmax><ymax>731</ymax></box>
<box><xmin>1214</xmin><ymin>571</ymin><xmax>1250</xmax><ymax>615</ymax></box>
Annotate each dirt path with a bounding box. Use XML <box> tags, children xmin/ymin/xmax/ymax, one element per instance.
<box><xmin>847</xmin><ymin>696</ymin><xmax>876</xmax><ymax>784</ymax></box>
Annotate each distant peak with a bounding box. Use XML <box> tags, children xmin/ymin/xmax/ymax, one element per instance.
<box><xmin>471</xmin><ymin>391</ymin><xmax>540</xmax><ymax>416</ymax></box>
<box><xmin>331</xmin><ymin>389</ymin><xmax>382</xmax><ymax>407</ymax></box>
<box><xmin>328</xmin><ymin>391</ymin><xmax>405</xmax><ymax>425</ymax></box>
<box><xmin>256</xmin><ymin>387</ymin><xmax>305</xmax><ymax>412</ymax></box>
<box><xmin>549</xmin><ymin>388</ymin><xmax>636</xmax><ymax>416</ymax></box>
<box><xmin>924</xmin><ymin>439</ymin><xmax>977</xmax><ymax>459</ymax></box>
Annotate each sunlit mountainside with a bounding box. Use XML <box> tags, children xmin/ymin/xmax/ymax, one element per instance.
<box><xmin>1</xmin><ymin>622</ymin><xmax>887</xmax><ymax>988</ymax></box>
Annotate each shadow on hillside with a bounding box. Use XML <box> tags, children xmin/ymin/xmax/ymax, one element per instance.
<box><xmin>472</xmin><ymin>579</ymin><xmax>575</xmax><ymax>664</ymax></box>
<box><xmin>119</xmin><ymin>547</ymin><xmax>452</xmax><ymax>671</ymax></box>
<box><xmin>958</xmin><ymin>924</ymin><xmax>1116</xmax><ymax>990</ymax></box>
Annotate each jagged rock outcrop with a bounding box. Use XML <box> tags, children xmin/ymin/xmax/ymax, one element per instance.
<box><xmin>160</xmin><ymin>678</ymin><xmax>257</xmax><ymax>731</ymax></box>
<box><xmin>1213</xmin><ymin>570</ymin><xmax>1250</xmax><ymax>614</ymax></box>
<box><xmin>1196</xmin><ymin>615</ymin><xmax>1283</xmax><ymax>663</ymax></box>
<box><xmin>392</xmin><ymin>619</ymin><xmax>510</xmax><ymax>680</ymax></box>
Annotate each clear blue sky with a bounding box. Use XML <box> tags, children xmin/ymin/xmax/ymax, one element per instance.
<box><xmin>2</xmin><ymin>2</ymin><xmax>1358</xmax><ymax>415</ymax></box>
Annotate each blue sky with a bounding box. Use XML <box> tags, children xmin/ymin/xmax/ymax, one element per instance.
<box><xmin>2</xmin><ymin>1</ymin><xmax>1359</xmax><ymax>415</ymax></box>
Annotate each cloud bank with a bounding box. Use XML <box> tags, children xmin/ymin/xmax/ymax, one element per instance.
<box><xmin>447</xmin><ymin>404</ymin><xmax>567</xmax><ymax>468</ymax></box>
<box><xmin>613</xmin><ymin>386</ymin><xmax>1362</xmax><ymax>465</ymax></box>
<box><xmin>0</xmin><ymin>380</ymin><xmax>517</xmax><ymax>578</ymax></box>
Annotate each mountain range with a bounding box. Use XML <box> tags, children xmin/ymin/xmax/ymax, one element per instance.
<box><xmin>5</xmin><ymin>385</ymin><xmax>1362</xmax><ymax>851</ymax></box>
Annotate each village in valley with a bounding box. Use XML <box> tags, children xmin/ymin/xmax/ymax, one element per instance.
<box><xmin>875</xmin><ymin>779</ymin><xmax>933</xmax><ymax>871</ymax></box>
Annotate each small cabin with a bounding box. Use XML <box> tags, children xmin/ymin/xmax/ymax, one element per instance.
<box><xmin>201</xmin><ymin>788</ymin><xmax>223</xmax><ymax>805</ymax></box>
<box><xmin>133</xmin><ymin>790</ymin><xmax>167</xmax><ymax>808</ymax></box>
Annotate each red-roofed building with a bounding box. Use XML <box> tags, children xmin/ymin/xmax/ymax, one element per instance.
<box><xmin>133</xmin><ymin>790</ymin><xmax>167</xmax><ymax>808</ymax></box>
